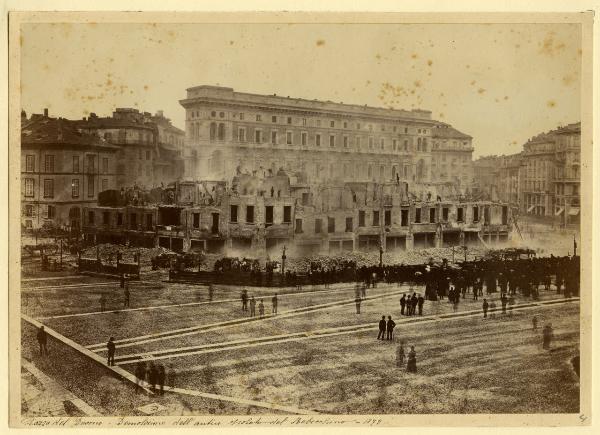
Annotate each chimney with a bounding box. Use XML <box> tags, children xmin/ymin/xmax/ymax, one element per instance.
<box><xmin>43</xmin><ymin>108</ymin><xmax>48</xmax><ymax>117</ymax></box>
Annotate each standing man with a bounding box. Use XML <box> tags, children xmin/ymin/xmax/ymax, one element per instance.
<box><xmin>272</xmin><ymin>293</ymin><xmax>278</xmax><ymax>314</ymax></box>
<box><xmin>411</xmin><ymin>293</ymin><xmax>418</xmax><ymax>316</ymax></box>
<box><xmin>542</xmin><ymin>324</ymin><xmax>554</xmax><ymax>350</ymax></box>
<box><xmin>258</xmin><ymin>299</ymin><xmax>265</xmax><ymax>317</ymax></box>
<box><xmin>107</xmin><ymin>337</ymin><xmax>116</xmax><ymax>366</ymax></box>
<box><xmin>37</xmin><ymin>325</ymin><xmax>48</xmax><ymax>357</ymax></box>
<box><xmin>355</xmin><ymin>296</ymin><xmax>362</xmax><ymax>314</ymax></box>
<box><xmin>123</xmin><ymin>284</ymin><xmax>130</xmax><ymax>309</ymax></box>
<box><xmin>377</xmin><ymin>316</ymin><xmax>386</xmax><ymax>340</ymax></box>
<box><xmin>396</xmin><ymin>342</ymin><xmax>405</xmax><ymax>367</ymax></box>
<box><xmin>400</xmin><ymin>295</ymin><xmax>406</xmax><ymax>316</ymax></box>
<box><xmin>386</xmin><ymin>316</ymin><xmax>396</xmax><ymax>341</ymax></box>
<box><xmin>241</xmin><ymin>289</ymin><xmax>248</xmax><ymax>312</ymax></box>
<box><xmin>417</xmin><ymin>294</ymin><xmax>425</xmax><ymax>316</ymax></box>
<box><xmin>482</xmin><ymin>299</ymin><xmax>489</xmax><ymax>319</ymax></box>
<box><xmin>250</xmin><ymin>296</ymin><xmax>256</xmax><ymax>317</ymax></box>
<box><xmin>501</xmin><ymin>293</ymin><xmax>508</xmax><ymax>314</ymax></box>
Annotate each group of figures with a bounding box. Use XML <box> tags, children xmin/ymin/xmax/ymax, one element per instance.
<box><xmin>240</xmin><ymin>288</ymin><xmax>278</xmax><ymax>317</ymax></box>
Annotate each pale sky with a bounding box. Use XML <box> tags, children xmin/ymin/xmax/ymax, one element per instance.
<box><xmin>20</xmin><ymin>22</ymin><xmax>581</xmax><ymax>158</ymax></box>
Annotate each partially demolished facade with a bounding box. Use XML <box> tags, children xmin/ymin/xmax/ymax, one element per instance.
<box><xmin>81</xmin><ymin>172</ymin><xmax>512</xmax><ymax>255</ymax></box>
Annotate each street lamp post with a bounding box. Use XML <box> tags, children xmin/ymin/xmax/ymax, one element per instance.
<box><xmin>379</xmin><ymin>244</ymin><xmax>383</xmax><ymax>268</ymax></box>
<box><xmin>281</xmin><ymin>245</ymin><xmax>286</xmax><ymax>275</ymax></box>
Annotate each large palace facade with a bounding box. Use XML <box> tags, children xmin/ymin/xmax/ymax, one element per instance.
<box><xmin>179</xmin><ymin>86</ymin><xmax>474</xmax><ymax>189</ymax></box>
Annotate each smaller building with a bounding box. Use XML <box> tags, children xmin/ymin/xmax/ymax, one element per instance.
<box><xmin>430</xmin><ymin>123</ymin><xmax>474</xmax><ymax>189</ymax></box>
<box><xmin>21</xmin><ymin>110</ymin><xmax>119</xmax><ymax>231</ymax></box>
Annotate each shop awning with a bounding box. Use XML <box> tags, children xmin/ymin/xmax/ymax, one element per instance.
<box><xmin>527</xmin><ymin>205</ymin><xmax>535</xmax><ymax>212</ymax></box>
<box><xmin>568</xmin><ymin>207</ymin><xmax>580</xmax><ymax>216</ymax></box>
<box><xmin>555</xmin><ymin>207</ymin><xmax>564</xmax><ymax>216</ymax></box>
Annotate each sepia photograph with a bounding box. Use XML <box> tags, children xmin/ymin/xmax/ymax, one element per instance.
<box><xmin>7</xmin><ymin>8</ymin><xmax>595</xmax><ymax>428</ymax></box>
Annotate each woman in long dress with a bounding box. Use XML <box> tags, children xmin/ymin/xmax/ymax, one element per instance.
<box><xmin>407</xmin><ymin>346</ymin><xmax>417</xmax><ymax>373</ymax></box>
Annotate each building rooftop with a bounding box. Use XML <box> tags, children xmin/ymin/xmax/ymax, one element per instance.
<box><xmin>21</xmin><ymin>114</ymin><xmax>118</xmax><ymax>150</ymax></box>
<box><xmin>431</xmin><ymin>124</ymin><xmax>472</xmax><ymax>140</ymax></box>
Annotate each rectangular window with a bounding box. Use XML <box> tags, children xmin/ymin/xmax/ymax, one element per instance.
<box><xmin>271</xmin><ymin>131</ymin><xmax>277</xmax><ymax>144</ymax></box>
<box><xmin>286</xmin><ymin>131</ymin><xmax>293</xmax><ymax>145</ymax></box>
<box><xmin>302</xmin><ymin>118</ymin><xmax>307</xmax><ymax>126</ymax></box>
<box><xmin>43</xmin><ymin>179</ymin><xmax>54</xmax><ymax>198</ymax></box>
<box><xmin>327</xmin><ymin>217</ymin><xmax>335</xmax><ymax>233</ymax></box>
<box><xmin>25</xmin><ymin>205</ymin><xmax>33</xmax><ymax>217</ymax></box>
<box><xmin>239</xmin><ymin>112</ymin><xmax>245</xmax><ymax>120</ymax></box>
<box><xmin>295</xmin><ymin>218</ymin><xmax>303</xmax><ymax>233</ymax></box>
<box><xmin>87</xmin><ymin>176</ymin><xmax>95</xmax><ymax>197</ymax></box>
<box><xmin>429</xmin><ymin>208</ymin><xmax>436</xmax><ymax>223</ymax></box>
<box><xmin>372</xmin><ymin>210</ymin><xmax>380</xmax><ymax>226</ymax></box>
<box><xmin>287</xmin><ymin>117</ymin><xmax>292</xmax><ymax>124</ymax></box>
<box><xmin>238</xmin><ymin>128</ymin><xmax>246</xmax><ymax>142</ymax></box>
<box><xmin>316</xmin><ymin>134</ymin><xmax>321</xmax><ymax>146</ymax></box>
<box><xmin>87</xmin><ymin>155</ymin><xmax>96</xmax><ymax>173</ymax></box>
<box><xmin>254</xmin><ymin>129</ymin><xmax>262</xmax><ymax>143</ymax></box>
<box><xmin>473</xmin><ymin>206</ymin><xmax>479</xmax><ymax>222</ymax></box>
<box><xmin>230</xmin><ymin>205</ymin><xmax>238</xmax><ymax>223</ymax></box>
<box><xmin>193</xmin><ymin>213</ymin><xmax>200</xmax><ymax>228</ymax></box>
<box><xmin>26</xmin><ymin>155</ymin><xmax>35</xmax><ymax>172</ymax></box>
<box><xmin>44</xmin><ymin>155</ymin><xmax>54</xmax><ymax>172</ymax></box>
<box><xmin>117</xmin><ymin>213</ymin><xmax>123</xmax><ymax>226</ymax></box>
<box><xmin>47</xmin><ymin>205</ymin><xmax>55</xmax><ymax>219</ymax></box>
<box><xmin>246</xmin><ymin>205</ymin><xmax>254</xmax><ymax>223</ymax></box>
<box><xmin>101</xmin><ymin>179</ymin><xmax>108</xmax><ymax>192</ymax></box>
<box><xmin>345</xmin><ymin>217</ymin><xmax>353</xmax><ymax>232</ymax></box>
<box><xmin>24</xmin><ymin>179</ymin><xmax>34</xmax><ymax>197</ymax></box>
<box><xmin>272</xmin><ymin>115</ymin><xmax>277</xmax><ymax>123</ymax></box>
<box><xmin>330</xmin><ymin>120</ymin><xmax>335</xmax><ymax>128</ymax></box>
<box><xmin>442</xmin><ymin>207</ymin><xmax>449</xmax><ymax>222</ymax></box>
<box><xmin>393</xmin><ymin>139</ymin><xmax>397</xmax><ymax>150</ymax></box>
<box><xmin>415</xmin><ymin>208</ymin><xmax>422</xmax><ymax>223</ymax></box>
<box><xmin>401</xmin><ymin>209</ymin><xmax>409</xmax><ymax>226</ymax></box>
<box><xmin>357</xmin><ymin>123</ymin><xmax>361</xmax><ymax>130</ymax></box>
<box><xmin>329</xmin><ymin>135</ymin><xmax>335</xmax><ymax>147</ymax></box>
<box><xmin>358</xmin><ymin>210</ymin><xmax>365</xmax><ymax>227</ymax></box>
<box><xmin>283</xmin><ymin>206</ymin><xmax>292</xmax><ymax>223</ymax></box>
<box><xmin>315</xmin><ymin>218</ymin><xmax>322</xmax><ymax>234</ymax></box>
<box><xmin>384</xmin><ymin>209</ymin><xmax>391</xmax><ymax>226</ymax></box>
<box><xmin>256</xmin><ymin>114</ymin><xmax>262</xmax><ymax>121</ymax></box>
<box><xmin>343</xmin><ymin>136</ymin><xmax>348</xmax><ymax>148</ymax></box>
<box><xmin>265</xmin><ymin>206</ymin><xmax>273</xmax><ymax>225</ymax></box>
<box><xmin>301</xmin><ymin>132</ymin><xmax>307</xmax><ymax>146</ymax></box>
<box><xmin>102</xmin><ymin>211</ymin><xmax>110</xmax><ymax>225</ymax></box>
<box><xmin>101</xmin><ymin>157</ymin><xmax>109</xmax><ymax>173</ymax></box>
<box><xmin>72</xmin><ymin>179</ymin><xmax>80</xmax><ymax>198</ymax></box>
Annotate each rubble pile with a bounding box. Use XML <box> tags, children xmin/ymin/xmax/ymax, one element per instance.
<box><xmin>82</xmin><ymin>244</ymin><xmax>176</xmax><ymax>264</ymax></box>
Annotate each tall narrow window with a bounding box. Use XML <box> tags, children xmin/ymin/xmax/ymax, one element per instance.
<box><xmin>286</xmin><ymin>131</ymin><xmax>293</xmax><ymax>145</ymax></box>
<box><xmin>254</xmin><ymin>129</ymin><xmax>262</xmax><ymax>143</ymax></box>
<box><xmin>329</xmin><ymin>135</ymin><xmax>335</xmax><ymax>147</ymax></box>
<box><xmin>44</xmin><ymin>155</ymin><xmax>54</xmax><ymax>172</ymax></box>
<box><xmin>72</xmin><ymin>179</ymin><xmax>80</xmax><ymax>198</ymax></box>
<box><xmin>384</xmin><ymin>210</ymin><xmax>391</xmax><ymax>226</ymax></box>
<box><xmin>265</xmin><ymin>206</ymin><xmax>273</xmax><ymax>225</ymax></box>
<box><xmin>315</xmin><ymin>218</ymin><xmax>322</xmax><ymax>234</ymax></box>
<box><xmin>415</xmin><ymin>208</ymin><xmax>422</xmax><ymax>223</ymax></box>
<box><xmin>372</xmin><ymin>211</ymin><xmax>380</xmax><ymax>226</ymax></box>
<box><xmin>271</xmin><ymin>131</ymin><xmax>277</xmax><ymax>145</ymax></box>
<box><xmin>238</xmin><ymin>127</ymin><xmax>246</xmax><ymax>142</ymax></box>
<box><xmin>210</xmin><ymin>122</ymin><xmax>217</xmax><ymax>141</ymax></box>
<box><xmin>26</xmin><ymin>155</ymin><xmax>35</xmax><ymax>172</ymax></box>
<box><xmin>230</xmin><ymin>205</ymin><xmax>238</xmax><ymax>223</ymax></box>
<box><xmin>24</xmin><ymin>179</ymin><xmax>34</xmax><ymax>197</ymax></box>
<box><xmin>246</xmin><ymin>205</ymin><xmax>254</xmax><ymax>223</ymax></box>
<box><xmin>283</xmin><ymin>206</ymin><xmax>292</xmax><ymax>223</ymax></box>
<box><xmin>295</xmin><ymin>218</ymin><xmax>303</xmax><ymax>233</ymax></box>
<box><xmin>345</xmin><ymin>217</ymin><xmax>353</xmax><ymax>232</ymax></box>
<box><xmin>301</xmin><ymin>132</ymin><xmax>307</xmax><ymax>146</ymax></box>
<box><xmin>218</xmin><ymin>123</ymin><xmax>225</xmax><ymax>140</ymax></box>
<box><xmin>316</xmin><ymin>134</ymin><xmax>321</xmax><ymax>146</ymax></box>
<box><xmin>358</xmin><ymin>210</ymin><xmax>365</xmax><ymax>227</ymax></box>
<box><xmin>102</xmin><ymin>157</ymin><xmax>109</xmax><ymax>174</ymax></box>
<box><xmin>43</xmin><ymin>179</ymin><xmax>54</xmax><ymax>198</ymax></box>
<box><xmin>87</xmin><ymin>176</ymin><xmax>95</xmax><ymax>197</ymax></box>
<box><xmin>328</xmin><ymin>217</ymin><xmax>335</xmax><ymax>233</ymax></box>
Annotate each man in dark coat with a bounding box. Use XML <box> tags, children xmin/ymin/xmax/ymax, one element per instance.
<box><xmin>37</xmin><ymin>325</ymin><xmax>48</xmax><ymax>357</ymax></box>
<box><xmin>400</xmin><ymin>295</ymin><xmax>406</xmax><ymax>315</ymax></box>
<box><xmin>107</xmin><ymin>336</ymin><xmax>116</xmax><ymax>366</ymax></box>
<box><xmin>482</xmin><ymin>299</ymin><xmax>489</xmax><ymax>318</ymax></box>
<box><xmin>386</xmin><ymin>316</ymin><xmax>396</xmax><ymax>341</ymax></box>
<box><xmin>501</xmin><ymin>293</ymin><xmax>508</xmax><ymax>314</ymax></box>
<box><xmin>241</xmin><ymin>289</ymin><xmax>248</xmax><ymax>311</ymax></box>
<box><xmin>272</xmin><ymin>293</ymin><xmax>278</xmax><ymax>314</ymax></box>
<box><xmin>410</xmin><ymin>293</ymin><xmax>418</xmax><ymax>316</ymax></box>
<box><xmin>377</xmin><ymin>316</ymin><xmax>386</xmax><ymax>339</ymax></box>
<box><xmin>417</xmin><ymin>294</ymin><xmax>425</xmax><ymax>316</ymax></box>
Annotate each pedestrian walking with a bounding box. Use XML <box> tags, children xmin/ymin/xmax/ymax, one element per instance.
<box><xmin>377</xmin><ymin>316</ymin><xmax>386</xmax><ymax>340</ymax></box>
<box><xmin>355</xmin><ymin>296</ymin><xmax>361</xmax><ymax>314</ymax></box>
<box><xmin>400</xmin><ymin>295</ymin><xmax>406</xmax><ymax>315</ymax></box>
<box><xmin>107</xmin><ymin>336</ymin><xmax>116</xmax><ymax>366</ymax></box>
<box><xmin>406</xmin><ymin>346</ymin><xmax>417</xmax><ymax>373</ymax></box>
<box><xmin>542</xmin><ymin>324</ymin><xmax>554</xmax><ymax>349</ymax></box>
<box><xmin>157</xmin><ymin>364</ymin><xmax>166</xmax><ymax>396</ymax></box>
<box><xmin>258</xmin><ymin>299</ymin><xmax>265</xmax><ymax>317</ymax></box>
<box><xmin>241</xmin><ymin>289</ymin><xmax>248</xmax><ymax>311</ymax></box>
<box><xmin>37</xmin><ymin>325</ymin><xmax>48</xmax><ymax>357</ymax></box>
<box><xmin>417</xmin><ymin>294</ymin><xmax>424</xmax><ymax>316</ymax></box>
<box><xmin>396</xmin><ymin>342</ymin><xmax>405</xmax><ymax>367</ymax></box>
<box><xmin>250</xmin><ymin>296</ymin><xmax>256</xmax><ymax>317</ymax></box>
<box><xmin>386</xmin><ymin>316</ymin><xmax>396</xmax><ymax>341</ymax></box>
<box><xmin>99</xmin><ymin>294</ymin><xmax>107</xmax><ymax>312</ymax></box>
<box><xmin>482</xmin><ymin>299</ymin><xmax>489</xmax><ymax>318</ymax></box>
<box><xmin>167</xmin><ymin>364</ymin><xmax>177</xmax><ymax>389</ymax></box>
<box><xmin>134</xmin><ymin>362</ymin><xmax>146</xmax><ymax>393</ymax></box>
<box><xmin>272</xmin><ymin>293</ymin><xmax>278</xmax><ymax>314</ymax></box>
